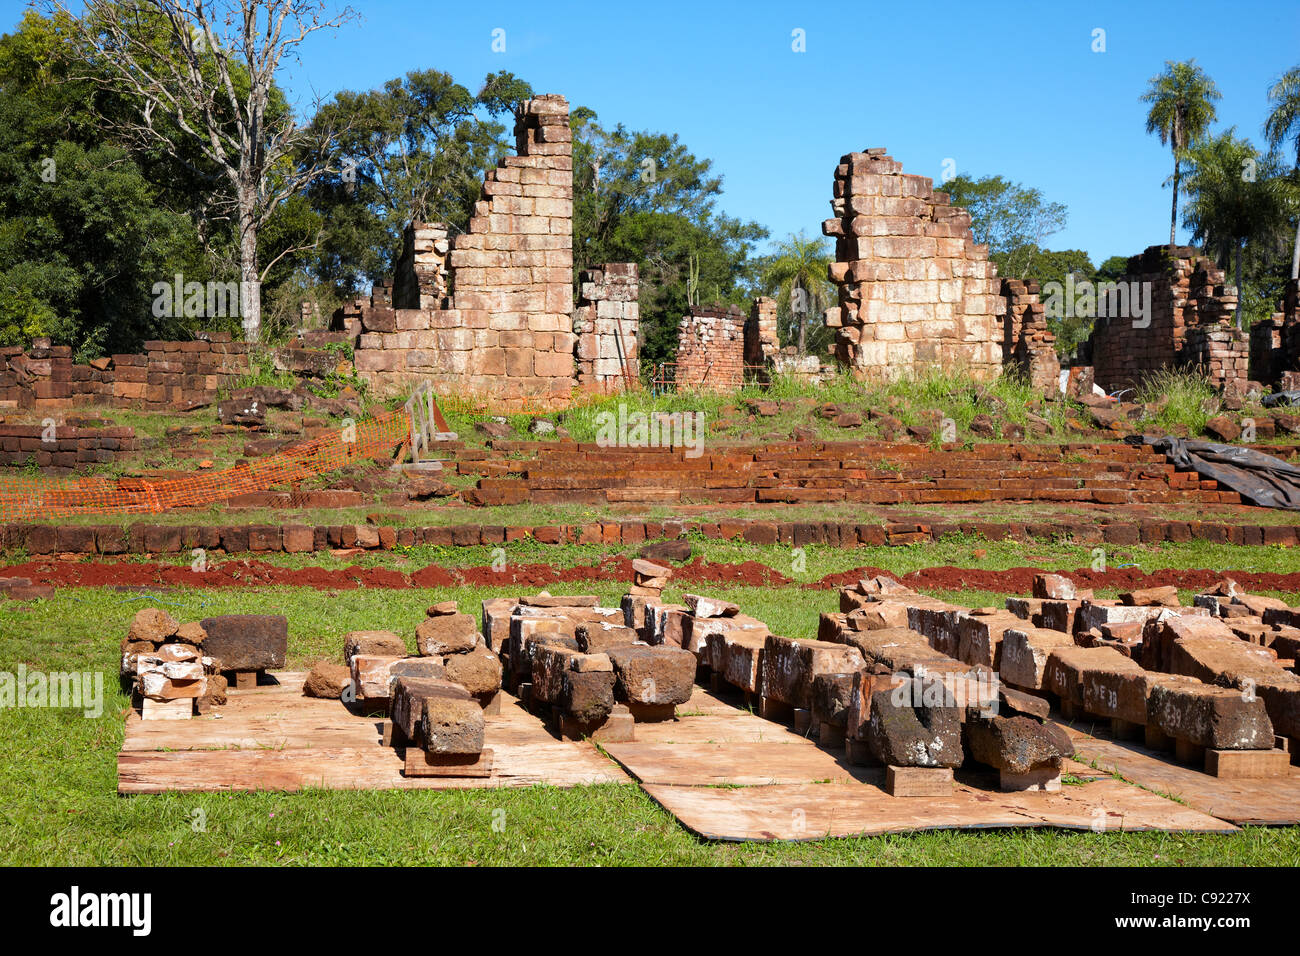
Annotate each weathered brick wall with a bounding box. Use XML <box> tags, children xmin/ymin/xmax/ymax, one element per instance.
<box><xmin>353</xmin><ymin>95</ymin><xmax>575</xmax><ymax>409</ymax></box>
<box><xmin>821</xmin><ymin>149</ymin><xmax>1002</xmax><ymax>381</ymax></box>
<box><xmin>1088</xmin><ymin>245</ymin><xmax>1238</xmax><ymax>393</ymax></box>
<box><xmin>1001</xmin><ymin>279</ymin><xmax>1059</xmax><ymax>392</ymax></box>
<box><xmin>574</xmin><ymin>263</ymin><xmax>639</xmax><ymax>392</ymax></box>
<box><xmin>0</xmin><ymin>335</ymin><xmax>249</xmax><ymax>411</ymax></box>
<box><xmin>1253</xmin><ymin>279</ymin><xmax>1300</xmax><ymax>389</ymax></box>
<box><xmin>674</xmin><ymin>306</ymin><xmax>746</xmax><ymax>391</ymax></box>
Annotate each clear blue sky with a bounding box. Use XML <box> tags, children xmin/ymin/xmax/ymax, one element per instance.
<box><xmin>6</xmin><ymin>0</ymin><xmax>1298</xmax><ymax>264</ymax></box>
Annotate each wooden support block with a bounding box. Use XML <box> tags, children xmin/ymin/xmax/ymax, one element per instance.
<box><xmin>1204</xmin><ymin>748</ymin><xmax>1291</xmax><ymax>779</ymax></box>
<box><xmin>517</xmin><ymin>682</ymin><xmax>533</xmax><ymax>712</ymax></box>
<box><xmin>1174</xmin><ymin>737</ymin><xmax>1206</xmax><ymax>766</ymax></box>
<box><xmin>1274</xmin><ymin>735</ymin><xmax>1289</xmax><ymax>753</ymax></box>
<box><xmin>381</xmin><ymin>720</ymin><xmax>408</xmax><ymax>748</ymax></box>
<box><xmin>999</xmin><ymin>767</ymin><xmax>1063</xmax><ymax>792</ymax></box>
<box><xmin>233</xmin><ymin>671</ymin><xmax>258</xmax><ymax>690</ymax></box>
<box><xmin>1110</xmin><ymin>717</ymin><xmax>1144</xmax><ymax>741</ymax></box>
<box><xmin>141</xmin><ymin>697</ymin><xmax>192</xmax><ymax>721</ymax></box>
<box><xmin>818</xmin><ymin>721</ymin><xmax>845</xmax><ymax>749</ymax></box>
<box><xmin>403</xmin><ymin>747</ymin><xmax>494</xmax><ymax>778</ymax></box>
<box><xmin>885</xmin><ymin>765</ymin><xmax>953</xmax><ymax>798</ymax></box>
<box><xmin>844</xmin><ymin>738</ymin><xmax>878</xmax><ymax>766</ymax></box>
<box><xmin>627</xmin><ymin>701</ymin><xmax>676</xmax><ymax>722</ymax></box>
<box><xmin>759</xmin><ymin>696</ymin><xmax>794</xmax><ymax>723</ymax></box>
<box><xmin>1144</xmin><ymin>723</ymin><xmax>1173</xmax><ymax>751</ymax></box>
<box><xmin>1057</xmin><ymin>697</ymin><xmax>1078</xmax><ymax>720</ymax></box>
<box><xmin>792</xmin><ymin>708</ymin><xmax>812</xmax><ymax>735</ymax></box>
<box><xmin>479</xmin><ymin>691</ymin><xmax>502</xmax><ymax>716</ymax></box>
<box><xmin>559</xmin><ymin>708</ymin><xmax>635</xmax><ymax>743</ymax></box>
<box><xmin>709</xmin><ymin>671</ymin><xmax>725</xmax><ymax>693</ymax></box>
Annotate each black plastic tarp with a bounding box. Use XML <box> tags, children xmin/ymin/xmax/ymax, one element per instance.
<box><xmin>1132</xmin><ymin>435</ymin><xmax>1300</xmax><ymax>510</ymax></box>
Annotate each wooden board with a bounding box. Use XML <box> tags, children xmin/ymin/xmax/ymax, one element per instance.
<box><xmin>1063</xmin><ymin>721</ymin><xmax>1300</xmax><ymax>826</ymax></box>
<box><xmin>118</xmin><ymin>672</ymin><xmax>629</xmax><ymax>794</ymax></box>
<box><xmin>603</xmin><ymin>741</ymin><xmax>870</xmax><ymax>786</ymax></box>
<box><xmin>641</xmin><ymin>780</ymin><xmax>1239</xmax><ymax>842</ymax></box>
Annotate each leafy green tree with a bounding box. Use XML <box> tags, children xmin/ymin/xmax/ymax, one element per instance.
<box><xmin>1264</xmin><ymin>65</ymin><xmax>1300</xmax><ymax>280</ymax></box>
<box><xmin>49</xmin><ymin>0</ymin><xmax>360</xmax><ymax>342</ymax></box>
<box><xmin>571</xmin><ymin>110</ymin><xmax>766</xmax><ymax>369</ymax></box>
<box><xmin>940</xmin><ymin>174</ymin><xmax>1067</xmax><ymax>280</ymax></box>
<box><xmin>761</xmin><ymin>232</ymin><xmax>833</xmax><ymax>352</ymax></box>
<box><xmin>0</xmin><ymin>9</ymin><xmax>211</xmax><ymax>353</ymax></box>
<box><xmin>306</xmin><ymin>69</ymin><xmax>525</xmax><ymax>294</ymax></box>
<box><xmin>1141</xmin><ymin>59</ymin><xmax>1221</xmax><ymax>247</ymax></box>
<box><xmin>1180</xmin><ymin>129</ymin><xmax>1292</xmax><ymax>325</ymax></box>
<box><xmin>1095</xmin><ymin>255</ymin><xmax>1131</xmax><ymax>281</ymax></box>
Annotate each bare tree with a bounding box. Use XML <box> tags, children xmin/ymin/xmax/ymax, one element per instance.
<box><xmin>49</xmin><ymin>0</ymin><xmax>357</xmax><ymax>342</ymax></box>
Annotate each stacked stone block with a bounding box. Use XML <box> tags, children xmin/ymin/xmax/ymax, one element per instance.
<box><xmin>392</xmin><ymin>221</ymin><xmax>451</xmax><ymax>310</ymax></box>
<box><xmin>744</xmin><ymin>297</ymin><xmax>780</xmax><ymax>368</ymax></box>
<box><xmin>1087</xmin><ymin>245</ymin><xmax>1238</xmax><ymax>394</ymax></box>
<box><xmin>574</xmin><ymin>263</ymin><xmax>639</xmax><ymax>392</ymax></box>
<box><xmin>1184</xmin><ymin>324</ymin><xmax>1249</xmax><ymax>394</ymax></box>
<box><xmin>821</xmin><ymin>149</ymin><xmax>1002</xmax><ymax>381</ymax></box>
<box><xmin>352</xmin><ymin>95</ymin><xmax>575</xmax><ymax>409</ymax></box>
<box><xmin>1251</xmin><ymin>279</ymin><xmax>1300</xmax><ymax>389</ymax></box>
<box><xmin>1001</xmin><ymin>279</ymin><xmax>1060</xmax><ymax>392</ymax></box>
<box><xmin>674</xmin><ymin>305</ymin><xmax>746</xmax><ymax>391</ymax></box>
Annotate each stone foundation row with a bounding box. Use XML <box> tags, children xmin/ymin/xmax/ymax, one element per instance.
<box><xmin>9</xmin><ymin>515</ymin><xmax>1300</xmax><ymax>558</ymax></box>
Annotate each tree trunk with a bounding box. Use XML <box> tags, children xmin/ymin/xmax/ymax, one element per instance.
<box><xmin>1291</xmin><ymin>216</ymin><xmax>1300</xmax><ymax>281</ymax></box>
<box><xmin>1169</xmin><ymin>154</ymin><xmax>1180</xmax><ymax>248</ymax></box>
<box><xmin>237</xmin><ymin>185</ymin><xmax>260</xmax><ymax>344</ymax></box>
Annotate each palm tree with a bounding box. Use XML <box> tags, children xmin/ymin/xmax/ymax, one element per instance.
<box><xmin>1142</xmin><ymin>60</ymin><xmax>1222</xmax><ymax>247</ymax></box>
<box><xmin>1180</xmin><ymin>129</ymin><xmax>1291</xmax><ymax>328</ymax></box>
<box><xmin>1264</xmin><ymin>66</ymin><xmax>1300</xmax><ymax>280</ymax></box>
<box><xmin>762</xmin><ymin>232</ymin><xmax>833</xmax><ymax>352</ymax></box>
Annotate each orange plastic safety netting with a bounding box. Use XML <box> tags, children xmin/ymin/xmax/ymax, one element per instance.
<box><xmin>0</xmin><ymin>408</ymin><xmax>413</xmax><ymax>521</ymax></box>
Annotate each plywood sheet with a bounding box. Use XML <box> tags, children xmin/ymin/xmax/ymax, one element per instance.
<box><xmin>1063</xmin><ymin>722</ymin><xmax>1300</xmax><ymax>826</ymax></box>
<box><xmin>642</xmin><ymin>780</ymin><xmax>1239</xmax><ymax>842</ymax></box>
<box><xmin>118</xmin><ymin>673</ymin><xmax>628</xmax><ymax>793</ymax></box>
<box><xmin>603</xmin><ymin>741</ymin><xmax>873</xmax><ymax>786</ymax></box>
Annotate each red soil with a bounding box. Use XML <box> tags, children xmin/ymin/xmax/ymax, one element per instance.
<box><xmin>6</xmin><ymin>557</ymin><xmax>1300</xmax><ymax>595</ymax></box>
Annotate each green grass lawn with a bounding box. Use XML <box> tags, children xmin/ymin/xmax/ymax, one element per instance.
<box><xmin>3</xmin><ymin>580</ymin><xmax>1300</xmax><ymax>866</ymax></box>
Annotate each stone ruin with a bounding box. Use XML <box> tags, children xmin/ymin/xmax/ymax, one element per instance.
<box><xmin>574</xmin><ymin>264</ymin><xmax>639</xmax><ymax>392</ymax></box>
<box><xmin>13</xmin><ymin>104</ymin><xmax>1292</xmax><ymax>415</ymax></box>
<box><xmin>347</xmin><ymin>94</ymin><xmax>581</xmax><ymax>409</ymax></box>
<box><xmin>666</xmin><ymin>298</ymin><xmax>780</xmax><ymax>392</ymax></box>
<box><xmin>821</xmin><ymin>149</ymin><xmax>1007</xmax><ymax>382</ymax></box>
<box><xmin>1250</xmin><ymin>278</ymin><xmax>1300</xmax><ymax>391</ymax></box>
<box><xmin>1085</xmin><ymin>245</ymin><xmax>1242</xmax><ymax>395</ymax></box>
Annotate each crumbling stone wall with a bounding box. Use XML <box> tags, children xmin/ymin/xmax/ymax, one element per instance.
<box><xmin>674</xmin><ymin>305</ymin><xmax>746</xmax><ymax>391</ymax></box>
<box><xmin>821</xmin><ymin>149</ymin><xmax>1002</xmax><ymax>381</ymax></box>
<box><xmin>574</xmin><ymin>264</ymin><xmax>639</xmax><ymax>392</ymax></box>
<box><xmin>744</xmin><ymin>297</ymin><xmax>779</xmax><ymax>368</ymax></box>
<box><xmin>1000</xmin><ymin>279</ymin><xmax>1059</xmax><ymax>392</ymax></box>
<box><xmin>392</xmin><ymin>222</ymin><xmax>450</xmax><ymax>310</ymax></box>
<box><xmin>1252</xmin><ymin>278</ymin><xmax>1300</xmax><ymax>389</ymax></box>
<box><xmin>351</xmin><ymin>95</ymin><xmax>575</xmax><ymax>409</ymax></box>
<box><xmin>1087</xmin><ymin>245</ymin><xmax>1238</xmax><ymax>394</ymax></box>
<box><xmin>1184</xmin><ymin>324</ymin><xmax>1249</xmax><ymax>394</ymax></box>
<box><xmin>0</xmin><ymin>335</ymin><xmax>249</xmax><ymax>411</ymax></box>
